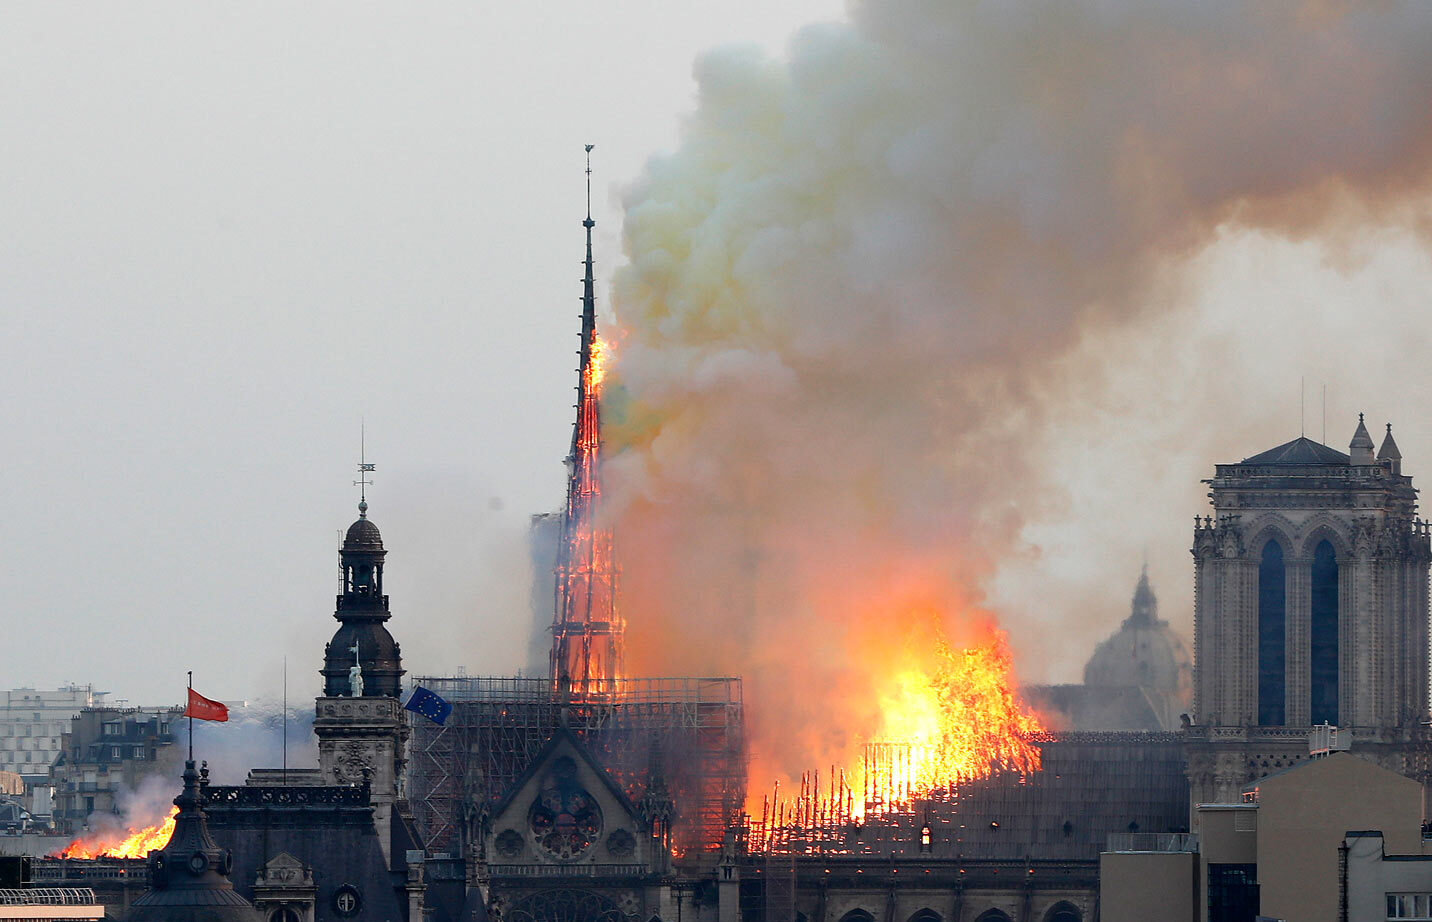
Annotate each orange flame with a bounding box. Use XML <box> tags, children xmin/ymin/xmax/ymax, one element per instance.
<box><xmin>865</xmin><ymin>628</ymin><xmax>1042</xmax><ymax>813</ymax></box>
<box><xmin>588</xmin><ymin>334</ymin><xmax>611</xmax><ymax>391</ymax></box>
<box><xmin>53</xmin><ymin>806</ymin><xmax>177</xmax><ymax>859</ymax></box>
<box><xmin>749</xmin><ymin>619</ymin><xmax>1044</xmax><ymax>844</ymax></box>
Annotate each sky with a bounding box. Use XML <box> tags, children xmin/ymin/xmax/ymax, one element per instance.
<box><xmin>1</xmin><ymin>2</ymin><xmax>845</xmax><ymax>704</ymax></box>
<box><xmin>4</xmin><ymin>1</ymin><xmax>1432</xmax><ymax>714</ymax></box>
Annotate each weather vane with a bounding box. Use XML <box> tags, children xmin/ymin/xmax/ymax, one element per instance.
<box><xmin>354</xmin><ymin>422</ymin><xmax>375</xmax><ymax>513</ymax></box>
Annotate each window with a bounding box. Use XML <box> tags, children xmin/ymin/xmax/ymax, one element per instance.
<box><xmin>110</xmin><ymin>747</ymin><xmax>122</xmax><ymax>760</ymax></box>
<box><xmin>1208</xmin><ymin>863</ymin><xmax>1258</xmax><ymax>922</ymax></box>
<box><xmin>1388</xmin><ymin>893</ymin><xmax>1432</xmax><ymax>920</ymax></box>
<box><xmin>1311</xmin><ymin>540</ymin><xmax>1340</xmax><ymax>725</ymax></box>
<box><xmin>102</xmin><ymin>721</ymin><xmax>121</xmax><ymax>737</ymax></box>
<box><xmin>1257</xmin><ymin>541</ymin><xmax>1286</xmax><ymax>725</ymax></box>
<box><xmin>132</xmin><ymin>747</ymin><xmax>146</xmax><ymax>760</ymax></box>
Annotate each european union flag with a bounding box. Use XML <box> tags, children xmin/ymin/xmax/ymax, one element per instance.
<box><xmin>404</xmin><ymin>686</ymin><xmax>453</xmax><ymax>726</ymax></box>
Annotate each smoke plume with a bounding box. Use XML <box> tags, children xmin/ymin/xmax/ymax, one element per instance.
<box><xmin>179</xmin><ymin>702</ymin><xmax>317</xmax><ymax>785</ymax></box>
<box><xmin>604</xmin><ymin>0</ymin><xmax>1432</xmax><ymax>784</ymax></box>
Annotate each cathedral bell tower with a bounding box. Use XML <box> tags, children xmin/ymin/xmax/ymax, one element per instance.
<box><xmin>1186</xmin><ymin>417</ymin><xmax>1432</xmax><ymax>806</ymax></box>
<box><xmin>315</xmin><ymin>470</ymin><xmax>410</xmax><ymax>865</ymax></box>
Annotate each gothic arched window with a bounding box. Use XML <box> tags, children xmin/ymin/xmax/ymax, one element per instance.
<box><xmin>1257</xmin><ymin>541</ymin><xmax>1286</xmax><ymax>726</ymax></box>
<box><xmin>1311</xmin><ymin>539</ymin><xmax>1339</xmax><ymax>725</ymax></box>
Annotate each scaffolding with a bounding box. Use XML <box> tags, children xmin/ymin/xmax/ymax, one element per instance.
<box><xmin>744</xmin><ymin>732</ymin><xmax>1188</xmax><ymax>860</ymax></box>
<box><xmin>406</xmin><ymin>676</ymin><xmax>746</xmax><ymax>859</ymax></box>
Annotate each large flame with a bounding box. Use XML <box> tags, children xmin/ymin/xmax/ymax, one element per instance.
<box><xmin>865</xmin><ymin>628</ymin><xmax>1042</xmax><ymax>812</ymax></box>
<box><xmin>53</xmin><ymin>806</ymin><xmax>177</xmax><ymax>859</ymax></box>
<box><xmin>750</xmin><ymin>618</ymin><xmax>1044</xmax><ymax>845</ymax></box>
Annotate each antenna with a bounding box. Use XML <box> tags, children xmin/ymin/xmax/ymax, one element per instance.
<box><xmin>354</xmin><ymin>422</ymin><xmax>375</xmax><ymax>513</ymax></box>
<box><xmin>282</xmin><ymin>656</ymin><xmax>288</xmax><ymax>785</ymax></box>
<box><xmin>1300</xmin><ymin>376</ymin><xmax>1305</xmax><ymax>437</ymax></box>
<box><xmin>1322</xmin><ymin>384</ymin><xmax>1327</xmax><ymax>444</ymax></box>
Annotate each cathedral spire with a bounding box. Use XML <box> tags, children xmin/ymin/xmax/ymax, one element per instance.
<box><xmin>551</xmin><ymin>146</ymin><xmax>623</xmax><ymax>696</ymax></box>
<box><xmin>1350</xmin><ymin>412</ymin><xmax>1376</xmax><ymax>465</ymax></box>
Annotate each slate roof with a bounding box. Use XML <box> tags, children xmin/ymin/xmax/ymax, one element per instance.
<box><xmin>1241</xmin><ymin>437</ymin><xmax>1350</xmax><ymax>465</ymax></box>
<box><xmin>344</xmin><ymin>516</ymin><xmax>385</xmax><ymax>552</ymax></box>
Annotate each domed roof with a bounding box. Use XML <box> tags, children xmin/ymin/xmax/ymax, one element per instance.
<box><xmin>343</xmin><ymin>509</ymin><xmax>384</xmax><ymax>553</ymax></box>
<box><xmin>1083</xmin><ymin>568</ymin><xmax>1192</xmax><ymax>694</ymax></box>
<box><xmin>128</xmin><ymin>761</ymin><xmax>255</xmax><ymax>922</ymax></box>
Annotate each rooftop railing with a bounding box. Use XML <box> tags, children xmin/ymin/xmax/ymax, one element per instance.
<box><xmin>1105</xmin><ymin>832</ymin><xmax>1198</xmax><ymax>853</ymax></box>
<box><xmin>0</xmin><ymin>887</ymin><xmax>98</xmax><ymax>905</ymax></box>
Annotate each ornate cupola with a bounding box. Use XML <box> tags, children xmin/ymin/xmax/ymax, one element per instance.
<box><xmin>321</xmin><ymin>498</ymin><xmax>404</xmax><ymax>698</ymax></box>
<box><xmin>314</xmin><ymin>455</ymin><xmax>412</xmax><ymax>868</ymax></box>
<box><xmin>128</xmin><ymin>760</ymin><xmax>255</xmax><ymax>922</ymax></box>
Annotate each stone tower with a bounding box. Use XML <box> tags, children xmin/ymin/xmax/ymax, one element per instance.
<box><xmin>314</xmin><ymin>497</ymin><xmax>409</xmax><ymax>863</ymax></box>
<box><xmin>1185</xmin><ymin>418</ymin><xmax>1432</xmax><ymax>805</ymax></box>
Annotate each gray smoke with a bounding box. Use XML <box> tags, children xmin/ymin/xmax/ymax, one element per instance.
<box><xmin>604</xmin><ymin>0</ymin><xmax>1432</xmax><ymax>783</ymax></box>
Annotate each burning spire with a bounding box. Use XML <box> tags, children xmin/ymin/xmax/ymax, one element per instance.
<box><xmin>551</xmin><ymin>145</ymin><xmax>623</xmax><ymax>696</ymax></box>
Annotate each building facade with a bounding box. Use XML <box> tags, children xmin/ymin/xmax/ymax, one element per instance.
<box><xmin>51</xmin><ymin>707</ymin><xmax>183</xmax><ymax>833</ymax></box>
<box><xmin>1186</xmin><ymin>419</ymin><xmax>1432</xmax><ymax>805</ymax></box>
<box><xmin>0</xmin><ymin>687</ymin><xmax>107</xmax><ymax>785</ymax></box>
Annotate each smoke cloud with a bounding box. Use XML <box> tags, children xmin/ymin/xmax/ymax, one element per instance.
<box><xmin>603</xmin><ymin>0</ymin><xmax>1432</xmax><ymax>785</ymax></box>
<box><xmin>179</xmin><ymin>702</ymin><xmax>317</xmax><ymax>786</ymax></box>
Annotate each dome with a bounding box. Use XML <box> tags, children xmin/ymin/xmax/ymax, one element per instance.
<box><xmin>127</xmin><ymin>761</ymin><xmax>256</xmax><ymax>922</ymax></box>
<box><xmin>1084</xmin><ymin>568</ymin><xmax>1192</xmax><ymax>703</ymax></box>
<box><xmin>343</xmin><ymin>515</ymin><xmax>384</xmax><ymax>552</ymax></box>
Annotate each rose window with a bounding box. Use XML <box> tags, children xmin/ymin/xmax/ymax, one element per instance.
<box><xmin>528</xmin><ymin>757</ymin><xmax>603</xmax><ymax>861</ymax></box>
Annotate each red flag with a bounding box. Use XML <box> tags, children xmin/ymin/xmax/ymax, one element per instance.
<box><xmin>184</xmin><ymin>688</ymin><xmax>229</xmax><ymax>723</ymax></box>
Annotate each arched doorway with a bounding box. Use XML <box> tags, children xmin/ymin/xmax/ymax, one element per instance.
<box><xmin>973</xmin><ymin>911</ymin><xmax>1012</xmax><ymax>922</ymax></box>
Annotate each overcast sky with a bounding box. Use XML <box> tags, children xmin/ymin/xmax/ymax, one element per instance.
<box><xmin>1</xmin><ymin>2</ymin><xmax>844</xmax><ymax>704</ymax></box>
<box><xmin>5</xmin><ymin>2</ymin><xmax>1432</xmax><ymax>711</ymax></box>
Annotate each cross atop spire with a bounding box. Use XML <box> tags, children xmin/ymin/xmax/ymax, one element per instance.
<box><xmin>354</xmin><ymin>423</ymin><xmax>375</xmax><ymax>516</ymax></box>
<box><xmin>584</xmin><ymin>144</ymin><xmax>595</xmax><ymax>228</ymax></box>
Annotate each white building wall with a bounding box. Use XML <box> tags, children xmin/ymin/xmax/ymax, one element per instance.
<box><xmin>0</xmin><ymin>687</ymin><xmax>106</xmax><ymax>779</ymax></box>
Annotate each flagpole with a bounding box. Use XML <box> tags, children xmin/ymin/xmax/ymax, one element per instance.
<box><xmin>282</xmin><ymin>657</ymin><xmax>288</xmax><ymax>785</ymax></box>
<box><xmin>187</xmin><ymin>671</ymin><xmax>194</xmax><ymax>762</ymax></box>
